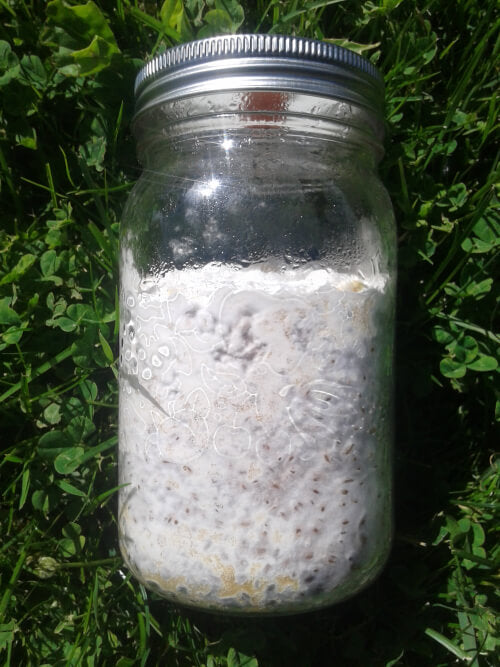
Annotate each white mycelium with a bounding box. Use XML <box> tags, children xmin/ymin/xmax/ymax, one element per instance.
<box><xmin>119</xmin><ymin>257</ymin><xmax>392</xmax><ymax>612</ymax></box>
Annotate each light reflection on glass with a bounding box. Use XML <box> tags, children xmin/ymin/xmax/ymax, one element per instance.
<box><xmin>198</xmin><ymin>177</ymin><xmax>220</xmax><ymax>198</ymax></box>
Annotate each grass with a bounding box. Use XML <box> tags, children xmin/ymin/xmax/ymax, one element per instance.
<box><xmin>0</xmin><ymin>0</ymin><xmax>498</xmax><ymax>665</ymax></box>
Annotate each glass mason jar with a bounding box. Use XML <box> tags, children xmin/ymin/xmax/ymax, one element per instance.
<box><xmin>119</xmin><ymin>34</ymin><xmax>396</xmax><ymax>615</ymax></box>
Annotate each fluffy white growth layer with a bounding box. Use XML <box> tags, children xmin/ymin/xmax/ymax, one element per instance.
<box><xmin>119</xmin><ymin>258</ymin><xmax>391</xmax><ymax>611</ymax></box>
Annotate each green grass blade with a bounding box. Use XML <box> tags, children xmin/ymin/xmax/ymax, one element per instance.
<box><xmin>424</xmin><ymin>628</ymin><xmax>470</xmax><ymax>661</ymax></box>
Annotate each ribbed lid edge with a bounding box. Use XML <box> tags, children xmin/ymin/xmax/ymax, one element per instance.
<box><xmin>135</xmin><ymin>34</ymin><xmax>382</xmax><ymax>95</ymax></box>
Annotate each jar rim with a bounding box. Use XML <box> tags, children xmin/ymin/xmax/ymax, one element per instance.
<box><xmin>134</xmin><ymin>34</ymin><xmax>384</xmax><ymax>119</ymax></box>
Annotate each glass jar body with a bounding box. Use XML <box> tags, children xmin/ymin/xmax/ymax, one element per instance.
<box><xmin>119</xmin><ymin>100</ymin><xmax>396</xmax><ymax>614</ymax></box>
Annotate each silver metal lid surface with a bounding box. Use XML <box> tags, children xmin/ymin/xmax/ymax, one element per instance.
<box><xmin>134</xmin><ymin>34</ymin><xmax>384</xmax><ymax>117</ymax></box>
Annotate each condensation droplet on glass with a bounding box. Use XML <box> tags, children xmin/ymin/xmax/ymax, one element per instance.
<box><xmin>140</xmin><ymin>277</ymin><xmax>156</xmax><ymax>291</ymax></box>
<box><xmin>138</xmin><ymin>348</ymin><xmax>146</xmax><ymax>361</ymax></box>
<box><xmin>142</xmin><ymin>368</ymin><xmax>152</xmax><ymax>380</ymax></box>
<box><xmin>151</xmin><ymin>354</ymin><xmax>162</xmax><ymax>367</ymax></box>
<box><xmin>128</xmin><ymin>324</ymin><xmax>135</xmax><ymax>341</ymax></box>
<box><xmin>159</xmin><ymin>346</ymin><xmax>170</xmax><ymax>357</ymax></box>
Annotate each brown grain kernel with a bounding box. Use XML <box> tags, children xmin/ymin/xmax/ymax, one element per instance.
<box><xmin>312</xmin><ymin>489</ymin><xmax>319</xmax><ymax>494</ymax></box>
<box><xmin>324</xmin><ymin>454</ymin><xmax>331</xmax><ymax>463</ymax></box>
<box><xmin>296</xmin><ymin>528</ymin><xmax>301</xmax><ymax>534</ymax></box>
<box><xmin>341</xmin><ymin>489</ymin><xmax>348</xmax><ymax>495</ymax></box>
<box><xmin>305</xmin><ymin>553</ymin><xmax>313</xmax><ymax>560</ymax></box>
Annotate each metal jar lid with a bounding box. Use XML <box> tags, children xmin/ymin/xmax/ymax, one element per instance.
<box><xmin>134</xmin><ymin>34</ymin><xmax>384</xmax><ymax>118</ymax></box>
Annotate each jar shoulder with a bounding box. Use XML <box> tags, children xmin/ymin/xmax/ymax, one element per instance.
<box><xmin>122</xmin><ymin>144</ymin><xmax>395</xmax><ymax>275</ymax></box>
